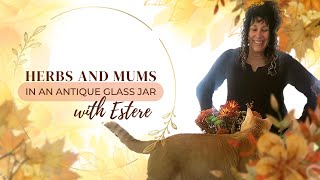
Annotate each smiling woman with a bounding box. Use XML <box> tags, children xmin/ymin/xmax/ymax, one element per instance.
<box><xmin>196</xmin><ymin>0</ymin><xmax>320</xmax><ymax>134</ymax></box>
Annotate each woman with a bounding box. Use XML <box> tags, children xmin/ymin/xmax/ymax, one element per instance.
<box><xmin>196</xmin><ymin>1</ymin><xmax>319</xmax><ymax>133</ymax></box>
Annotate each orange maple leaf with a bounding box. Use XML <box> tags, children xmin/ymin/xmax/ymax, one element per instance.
<box><xmin>0</xmin><ymin>101</ymin><xmax>30</xmax><ymax>131</ymax></box>
<box><xmin>0</xmin><ymin>130</ymin><xmax>26</xmax><ymax>155</ymax></box>
<box><xmin>283</xmin><ymin>18</ymin><xmax>317</xmax><ymax>60</ymax></box>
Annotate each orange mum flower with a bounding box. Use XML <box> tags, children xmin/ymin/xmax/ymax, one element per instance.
<box><xmin>218</xmin><ymin>100</ymin><xmax>240</xmax><ymax>119</ymax></box>
<box><xmin>226</xmin><ymin>100</ymin><xmax>240</xmax><ymax>111</ymax></box>
<box><xmin>256</xmin><ymin>133</ymin><xmax>308</xmax><ymax>179</ymax></box>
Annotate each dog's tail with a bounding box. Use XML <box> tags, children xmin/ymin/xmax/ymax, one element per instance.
<box><xmin>105</xmin><ymin>122</ymin><xmax>156</xmax><ymax>154</ymax></box>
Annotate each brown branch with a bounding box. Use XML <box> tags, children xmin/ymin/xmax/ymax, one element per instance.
<box><xmin>10</xmin><ymin>158</ymin><xmax>29</xmax><ymax>180</ymax></box>
<box><xmin>0</xmin><ymin>152</ymin><xmax>12</xmax><ymax>161</ymax></box>
<box><xmin>0</xmin><ymin>139</ymin><xmax>25</xmax><ymax>161</ymax></box>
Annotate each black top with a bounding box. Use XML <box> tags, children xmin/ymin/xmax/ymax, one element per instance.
<box><xmin>196</xmin><ymin>48</ymin><xmax>319</xmax><ymax>131</ymax></box>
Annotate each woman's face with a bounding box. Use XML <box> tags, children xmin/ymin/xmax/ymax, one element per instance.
<box><xmin>248</xmin><ymin>17</ymin><xmax>270</xmax><ymax>54</ymax></box>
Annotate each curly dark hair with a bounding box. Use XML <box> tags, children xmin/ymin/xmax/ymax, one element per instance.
<box><xmin>239</xmin><ymin>1</ymin><xmax>282</xmax><ymax>76</ymax></box>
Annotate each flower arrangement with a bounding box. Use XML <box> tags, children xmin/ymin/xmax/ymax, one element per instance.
<box><xmin>208</xmin><ymin>95</ymin><xmax>320</xmax><ymax>179</ymax></box>
<box><xmin>236</xmin><ymin>97</ymin><xmax>320</xmax><ymax>180</ymax></box>
<box><xmin>195</xmin><ymin>100</ymin><xmax>260</xmax><ymax>134</ymax></box>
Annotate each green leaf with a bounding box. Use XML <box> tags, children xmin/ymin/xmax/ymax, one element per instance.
<box><xmin>206</xmin><ymin>115</ymin><xmax>214</xmax><ymax>122</ymax></box>
<box><xmin>207</xmin><ymin>115</ymin><xmax>221</xmax><ymax>124</ymax></box>
<box><xmin>214</xmin><ymin>119</ymin><xmax>222</xmax><ymax>125</ymax></box>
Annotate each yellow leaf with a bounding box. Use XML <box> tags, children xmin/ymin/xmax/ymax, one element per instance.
<box><xmin>50</xmin><ymin>168</ymin><xmax>79</xmax><ymax>180</ymax></box>
<box><xmin>188</xmin><ymin>7</ymin><xmax>212</xmax><ymax>27</ymax></box>
<box><xmin>0</xmin><ymin>130</ymin><xmax>26</xmax><ymax>155</ymax></box>
<box><xmin>68</xmin><ymin>131</ymin><xmax>84</xmax><ymax>148</ymax></box>
<box><xmin>113</xmin><ymin>147</ymin><xmax>126</xmax><ymax>168</ymax></box>
<box><xmin>305</xmin><ymin>18</ymin><xmax>320</xmax><ymax>39</ymax></box>
<box><xmin>284</xmin><ymin>18</ymin><xmax>316</xmax><ymax>60</ymax></box>
<box><xmin>144</xmin><ymin>0</ymin><xmax>173</xmax><ymax>5</ymax></box>
<box><xmin>91</xmin><ymin>136</ymin><xmax>114</xmax><ymax>175</ymax></box>
<box><xmin>0</xmin><ymin>81</ymin><xmax>12</xmax><ymax>105</ymax></box>
<box><xmin>286</xmin><ymin>2</ymin><xmax>307</xmax><ymax>19</ymax></box>
<box><xmin>192</xmin><ymin>0</ymin><xmax>214</xmax><ymax>8</ymax></box>
<box><xmin>209</xmin><ymin>14</ymin><xmax>233</xmax><ymax>50</ymax></box>
<box><xmin>0</xmin><ymin>126</ymin><xmax>5</xmax><ymax>136</ymax></box>
<box><xmin>129</xmin><ymin>155</ymin><xmax>148</xmax><ymax>179</ymax></box>
<box><xmin>0</xmin><ymin>101</ymin><xmax>12</xmax><ymax>127</ymax></box>
<box><xmin>21</xmin><ymin>164</ymin><xmax>44</xmax><ymax>180</ymax></box>
<box><xmin>170</xmin><ymin>0</ymin><xmax>197</xmax><ymax>22</ymax></box>
<box><xmin>26</xmin><ymin>144</ymin><xmax>43</xmax><ymax>164</ymax></box>
<box><xmin>22</xmin><ymin>164</ymin><xmax>34</xmax><ymax>176</ymax></box>
<box><xmin>6</xmin><ymin>105</ymin><xmax>30</xmax><ymax>130</ymax></box>
<box><xmin>39</xmin><ymin>139</ymin><xmax>79</xmax><ymax>179</ymax></box>
<box><xmin>0</xmin><ymin>0</ymin><xmax>30</xmax><ymax>18</ymax></box>
<box><xmin>153</xmin><ymin>6</ymin><xmax>174</xmax><ymax>26</ymax></box>
<box><xmin>95</xmin><ymin>136</ymin><xmax>109</xmax><ymax>159</ymax></box>
<box><xmin>0</xmin><ymin>100</ymin><xmax>30</xmax><ymax>130</ymax></box>
<box><xmin>28</xmin><ymin>103</ymin><xmax>52</xmax><ymax>129</ymax></box>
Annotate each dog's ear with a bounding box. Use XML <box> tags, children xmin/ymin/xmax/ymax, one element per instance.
<box><xmin>241</xmin><ymin>108</ymin><xmax>254</xmax><ymax>131</ymax></box>
<box><xmin>245</xmin><ymin>108</ymin><xmax>254</xmax><ymax>121</ymax></box>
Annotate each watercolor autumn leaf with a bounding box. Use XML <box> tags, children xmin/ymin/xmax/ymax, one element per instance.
<box><xmin>0</xmin><ymin>83</ymin><xmax>79</xmax><ymax>179</ymax></box>
<box><xmin>145</xmin><ymin>0</ymin><xmax>320</xmax><ymax>61</ymax></box>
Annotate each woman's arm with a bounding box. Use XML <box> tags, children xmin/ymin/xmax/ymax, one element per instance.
<box><xmin>286</xmin><ymin>55</ymin><xmax>319</xmax><ymax>121</ymax></box>
<box><xmin>196</xmin><ymin>49</ymin><xmax>232</xmax><ymax>110</ymax></box>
